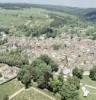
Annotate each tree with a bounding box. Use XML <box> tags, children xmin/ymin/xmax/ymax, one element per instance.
<box><xmin>39</xmin><ymin>54</ymin><xmax>52</xmax><ymax>65</ymax></box>
<box><xmin>30</xmin><ymin>57</ymin><xmax>54</xmax><ymax>89</ymax></box>
<box><xmin>17</xmin><ymin>68</ymin><xmax>28</xmax><ymax>81</ymax></box>
<box><xmin>31</xmin><ymin>59</ymin><xmax>52</xmax><ymax>81</ymax></box>
<box><xmin>17</xmin><ymin>65</ymin><xmax>31</xmax><ymax>88</ymax></box>
<box><xmin>22</xmin><ymin>72</ymin><xmax>31</xmax><ymax>88</ymax></box>
<box><xmin>37</xmin><ymin>71</ymin><xmax>52</xmax><ymax>89</ymax></box>
<box><xmin>60</xmin><ymin>82</ymin><xmax>79</xmax><ymax>100</ymax></box>
<box><xmin>51</xmin><ymin>62</ymin><xmax>58</xmax><ymax>72</ymax></box>
<box><xmin>39</xmin><ymin>54</ymin><xmax>58</xmax><ymax>72</ymax></box>
<box><xmin>72</xmin><ymin>67</ymin><xmax>84</xmax><ymax>79</ymax></box>
<box><xmin>30</xmin><ymin>55</ymin><xmax>58</xmax><ymax>89</ymax></box>
<box><xmin>89</xmin><ymin>65</ymin><xmax>96</xmax><ymax>81</ymax></box>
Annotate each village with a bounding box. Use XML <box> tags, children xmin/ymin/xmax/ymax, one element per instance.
<box><xmin>6</xmin><ymin>33</ymin><xmax>96</xmax><ymax>71</ymax></box>
<box><xmin>0</xmin><ymin>31</ymin><xmax>96</xmax><ymax>99</ymax></box>
<box><xmin>0</xmin><ymin>3</ymin><xmax>96</xmax><ymax>100</ymax></box>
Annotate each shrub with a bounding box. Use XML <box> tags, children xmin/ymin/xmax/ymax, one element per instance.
<box><xmin>89</xmin><ymin>65</ymin><xmax>96</xmax><ymax>81</ymax></box>
<box><xmin>72</xmin><ymin>67</ymin><xmax>84</xmax><ymax>79</ymax></box>
<box><xmin>52</xmin><ymin>44</ymin><xmax>61</xmax><ymax>50</ymax></box>
<box><xmin>3</xmin><ymin>95</ymin><xmax>9</xmax><ymax>100</ymax></box>
<box><xmin>0</xmin><ymin>73</ymin><xmax>2</xmax><ymax>77</ymax></box>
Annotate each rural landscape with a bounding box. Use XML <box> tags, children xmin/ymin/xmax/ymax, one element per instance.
<box><xmin>0</xmin><ymin>2</ymin><xmax>96</xmax><ymax>100</ymax></box>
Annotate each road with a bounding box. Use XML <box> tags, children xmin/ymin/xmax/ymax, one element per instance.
<box><xmin>9</xmin><ymin>87</ymin><xmax>25</xmax><ymax>100</ymax></box>
<box><xmin>85</xmin><ymin>84</ymin><xmax>96</xmax><ymax>90</ymax></box>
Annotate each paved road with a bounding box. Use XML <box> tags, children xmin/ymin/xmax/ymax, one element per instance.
<box><xmin>9</xmin><ymin>87</ymin><xmax>25</xmax><ymax>100</ymax></box>
<box><xmin>85</xmin><ymin>84</ymin><xmax>96</xmax><ymax>90</ymax></box>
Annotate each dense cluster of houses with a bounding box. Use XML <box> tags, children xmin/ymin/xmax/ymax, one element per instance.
<box><xmin>7</xmin><ymin>34</ymin><xmax>96</xmax><ymax>71</ymax></box>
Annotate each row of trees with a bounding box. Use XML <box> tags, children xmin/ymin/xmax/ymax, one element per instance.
<box><xmin>15</xmin><ymin>24</ymin><xmax>57</xmax><ymax>38</ymax></box>
<box><xmin>0</xmin><ymin>49</ymin><xmax>29</xmax><ymax>67</ymax></box>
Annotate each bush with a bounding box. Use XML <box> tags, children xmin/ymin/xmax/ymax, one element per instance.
<box><xmin>16</xmin><ymin>24</ymin><xmax>57</xmax><ymax>38</ymax></box>
<box><xmin>3</xmin><ymin>95</ymin><xmax>9</xmax><ymax>100</ymax></box>
<box><xmin>48</xmin><ymin>73</ymin><xmax>64</xmax><ymax>93</ymax></box>
<box><xmin>72</xmin><ymin>67</ymin><xmax>84</xmax><ymax>79</ymax></box>
<box><xmin>67</xmin><ymin>76</ymin><xmax>80</xmax><ymax>90</ymax></box>
<box><xmin>46</xmin><ymin>32</ymin><xmax>57</xmax><ymax>38</ymax></box>
<box><xmin>0</xmin><ymin>39</ymin><xmax>7</xmax><ymax>45</ymax></box>
<box><xmin>60</xmin><ymin>82</ymin><xmax>79</xmax><ymax>100</ymax></box>
<box><xmin>52</xmin><ymin>44</ymin><xmax>61</xmax><ymax>50</ymax></box>
<box><xmin>0</xmin><ymin>73</ymin><xmax>2</xmax><ymax>77</ymax></box>
<box><xmin>89</xmin><ymin>65</ymin><xmax>96</xmax><ymax>81</ymax></box>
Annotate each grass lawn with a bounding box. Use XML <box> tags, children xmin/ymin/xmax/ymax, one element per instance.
<box><xmin>0</xmin><ymin>79</ymin><xmax>23</xmax><ymax>100</ymax></box>
<box><xmin>79</xmin><ymin>89</ymin><xmax>96</xmax><ymax>100</ymax></box>
<box><xmin>11</xmin><ymin>88</ymin><xmax>54</xmax><ymax>100</ymax></box>
<box><xmin>81</xmin><ymin>75</ymin><xmax>96</xmax><ymax>87</ymax></box>
<box><xmin>80</xmin><ymin>75</ymin><xmax>96</xmax><ymax>100</ymax></box>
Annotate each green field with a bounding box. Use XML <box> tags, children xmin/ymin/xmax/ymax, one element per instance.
<box><xmin>79</xmin><ymin>89</ymin><xmax>96</xmax><ymax>100</ymax></box>
<box><xmin>81</xmin><ymin>76</ymin><xmax>96</xmax><ymax>87</ymax></box>
<box><xmin>0</xmin><ymin>79</ymin><xmax>23</xmax><ymax>100</ymax></box>
<box><xmin>80</xmin><ymin>76</ymin><xmax>96</xmax><ymax>100</ymax></box>
<box><xmin>0</xmin><ymin>8</ymin><xmax>48</xmax><ymax>27</ymax></box>
<box><xmin>11</xmin><ymin>88</ymin><xmax>53</xmax><ymax>100</ymax></box>
<box><xmin>0</xmin><ymin>79</ymin><xmax>59</xmax><ymax>100</ymax></box>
